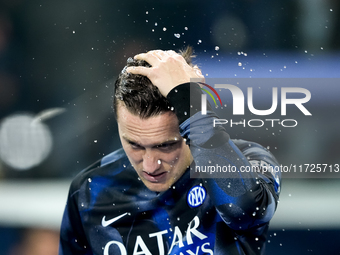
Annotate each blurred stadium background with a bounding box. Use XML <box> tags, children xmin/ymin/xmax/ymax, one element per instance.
<box><xmin>0</xmin><ymin>0</ymin><xmax>339</xmax><ymax>254</ymax></box>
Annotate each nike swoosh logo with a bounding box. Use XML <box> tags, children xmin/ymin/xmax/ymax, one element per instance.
<box><xmin>101</xmin><ymin>212</ymin><xmax>128</xmax><ymax>227</ymax></box>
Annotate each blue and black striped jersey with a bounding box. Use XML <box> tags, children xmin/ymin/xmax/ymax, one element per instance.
<box><xmin>59</xmin><ymin>83</ymin><xmax>281</xmax><ymax>255</ymax></box>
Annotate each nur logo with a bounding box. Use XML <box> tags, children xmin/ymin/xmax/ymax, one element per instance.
<box><xmin>199</xmin><ymin>82</ymin><xmax>312</xmax><ymax>116</ymax></box>
<box><xmin>199</xmin><ymin>82</ymin><xmax>223</xmax><ymax>115</ymax></box>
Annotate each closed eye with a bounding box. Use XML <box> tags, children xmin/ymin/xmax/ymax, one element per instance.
<box><xmin>155</xmin><ymin>142</ymin><xmax>179</xmax><ymax>151</ymax></box>
<box><xmin>124</xmin><ymin>137</ymin><xmax>181</xmax><ymax>151</ymax></box>
<box><xmin>128</xmin><ymin>141</ymin><xmax>144</xmax><ymax>150</ymax></box>
<box><xmin>156</xmin><ymin>143</ymin><xmax>174</xmax><ymax>148</ymax></box>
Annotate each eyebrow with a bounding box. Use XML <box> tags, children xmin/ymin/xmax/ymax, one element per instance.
<box><xmin>122</xmin><ymin>136</ymin><xmax>181</xmax><ymax>148</ymax></box>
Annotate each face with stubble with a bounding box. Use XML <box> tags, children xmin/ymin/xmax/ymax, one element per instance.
<box><xmin>117</xmin><ymin>103</ymin><xmax>192</xmax><ymax>192</ymax></box>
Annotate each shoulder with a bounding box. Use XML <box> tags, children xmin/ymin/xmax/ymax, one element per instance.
<box><xmin>100</xmin><ymin>147</ymin><xmax>127</xmax><ymax>167</ymax></box>
<box><xmin>232</xmin><ymin>139</ymin><xmax>264</xmax><ymax>151</ymax></box>
<box><xmin>232</xmin><ymin>139</ymin><xmax>279</xmax><ymax>165</ymax></box>
<box><xmin>68</xmin><ymin>148</ymin><xmax>133</xmax><ymax>197</ymax></box>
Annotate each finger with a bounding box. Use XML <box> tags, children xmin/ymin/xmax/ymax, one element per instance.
<box><xmin>134</xmin><ymin>52</ymin><xmax>162</xmax><ymax>66</ymax></box>
<box><xmin>143</xmin><ymin>50</ymin><xmax>162</xmax><ymax>60</ymax></box>
<box><xmin>126</xmin><ymin>66</ymin><xmax>151</xmax><ymax>77</ymax></box>
<box><xmin>148</xmin><ymin>49</ymin><xmax>166</xmax><ymax>55</ymax></box>
<box><xmin>166</xmin><ymin>50</ymin><xmax>177</xmax><ymax>56</ymax></box>
<box><xmin>148</xmin><ymin>50</ymin><xmax>174</xmax><ymax>62</ymax></box>
<box><xmin>193</xmin><ymin>65</ymin><xmax>204</xmax><ymax>78</ymax></box>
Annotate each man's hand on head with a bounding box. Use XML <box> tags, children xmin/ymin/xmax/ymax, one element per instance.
<box><xmin>126</xmin><ymin>50</ymin><xmax>204</xmax><ymax>97</ymax></box>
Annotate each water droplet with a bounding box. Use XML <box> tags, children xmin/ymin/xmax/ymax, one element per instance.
<box><xmin>184</xmin><ymin>111</ymin><xmax>187</xmax><ymax>115</ymax></box>
<box><xmin>154</xmin><ymin>22</ymin><xmax>158</xmax><ymax>26</ymax></box>
<box><xmin>238</xmin><ymin>62</ymin><xmax>242</xmax><ymax>66</ymax></box>
<box><xmin>215</xmin><ymin>46</ymin><xmax>220</xmax><ymax>51</ymax></box>
<box><xmin>255</xmin><ymin>237</ymin><xmax>259</xmax><ymax>241</ymax></box>
<box><xmin>157</xmin><ymin>159</ymin><xmax>161</xmax><ymax>164</ymax></box>
<box><xmin>184</xmin><ymin>27</ymin><xmax>188</xmax><ymax>30</ymax></box>
<box><xmin>252</xmin><ymin>212</ymin><xmax>256</xmax><ymax>216</ymax></box>
<box><xmin>94</xmin><ymin>140</ymin><xmax>97</xmax><ymax>143</ymax></box>
<box><xmin>174</xmin><ymin>33</ymin><xmax>180</xmax><ymax>38</ymax></box>
<box><xmin>88</xmin><ymin>178</ymin><xmax>92</xmax><ymax>183</ymax></box>
<box><xmin>163</xmin><ymin>27</ymin><xmax>167</xmax><ymax>31</ymax></box>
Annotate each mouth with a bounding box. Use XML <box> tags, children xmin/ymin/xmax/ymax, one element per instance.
<box><xmin>142</xmin><ymin>171</ymin><xmax>169</xmax><ymax>183</ymax></box>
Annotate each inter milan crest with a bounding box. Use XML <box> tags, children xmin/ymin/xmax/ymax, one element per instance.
<box><xmin>187</xmin><ymin>185</ymin><xmax>206</xmax><ymax>208</ymax></box>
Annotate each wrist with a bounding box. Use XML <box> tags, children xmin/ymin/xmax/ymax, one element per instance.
<box><xmin>167</xmin><ymin>82</ymin><xmax>206</xmax><ymax>124</ymax></box>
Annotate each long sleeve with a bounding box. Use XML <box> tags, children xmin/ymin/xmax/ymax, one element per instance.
<box><xmin>167</xmin><ymin>82</ymin><xmax>281</xmax><ymax>232</ymax></box>
<box><xmin>59</xmin><ymin>176</ymin><xmax>92</xmax><ymax>255</ymax></box>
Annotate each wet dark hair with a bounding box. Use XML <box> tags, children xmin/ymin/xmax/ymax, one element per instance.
<box><xmin>113</xmin><ymin>47</ymin><xmax>194</xmax><ymax>119</ymax></box>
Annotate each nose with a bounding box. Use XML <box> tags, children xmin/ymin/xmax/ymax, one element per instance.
<box><xmin>142</xmin><ymin>150</ymin><xmax>161</xmax><ymax>173</ymax></box>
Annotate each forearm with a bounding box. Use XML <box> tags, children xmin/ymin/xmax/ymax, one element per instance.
<box><xmin>167</xmin><ymin>82</ymin><xmax>281</xmax><ymax>230</ymax></box>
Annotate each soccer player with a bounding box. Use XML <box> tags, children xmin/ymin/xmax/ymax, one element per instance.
<box><xmin>59</xmin><ymin>48</ymin><xmax>281</xmax><ymax>255</ymax></box>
